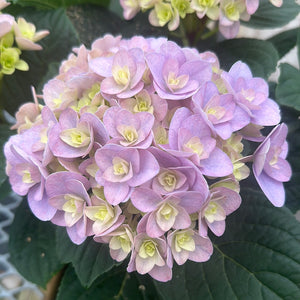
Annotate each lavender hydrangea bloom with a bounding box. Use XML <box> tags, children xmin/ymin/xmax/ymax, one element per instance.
<box><xmin>103</xmin><ymin>106</ymin><xmax>154</xmax><ymax>148</ymax></box>
<box><xmin>146</xmin><ymin>41</ymin><xmax>212</xmax><ymax>100</ymax></box>
<box><xmin>4</xmin><ymin>129</ymin><xmax>54</xmax><ymax>221</ymax></box>
<box><xmin>222</xmin><ymin>61</ymin><xmax>281</xmax><ymax>127</ymax></box>
<box><xmin>120</xmin><ymin>89</ymin><xmax>168</xmax><ymax>122</ymax></box>
<box><xmin>192</xmin><ymin>81</ymin><xmax>250</xmax><ymax>139</ymax></box>
<box><xmin>127</xmin><ymin>233</ymin><xmax>172</xmax><ymax>282</ymax></box>
<box><xmin>253</xmin><ymin>123</ymin><xmax>292</xmax><ymax>207</ymax></box>
<box><xmin>94</xmin><ymin>224</ymin><xmax>134</xmax><ymax>262</ymax></box>
<box><xmin>148</xmin><ymin>147</ymin><xmax>209</xmax><ymax>195</ymax></box>
<box><xmin>48</xmin><ymin>108</ymin><xmax>109</xmax><ymax>158</ymax></box>
<box><xmin>46</xmin><ymin>172</ymin><xmax>91</xmax><ymax>244</ymax></box>
<box><xmin>199</xmin><ymin>186</ymin><xmax>241</xmax><ymax>237</ymax></box>
<box><xmin>89</xmin><ymin>48</ymin><xmax>145</xmax><ymax>99</ymax></box>
<box><xmin>95</xmin><ymin>144</ymin><xmax>159</xmax><ymax>205</ymax></box>
<box><xmin>85</xmin><ymin>189</ymin><xmax>125</xmax><ymax>236</ymax></box>
<box><xmin>167</xmin><ymin>229</ymin><xmax>213</xmax><ymax>266</ymax></box>
<box><xmin>132</xmin><ymin>188</ymin><xmax>206</xmax><ymax>238</ymax></box>
<box><xmin>164</xmin><ymin>107</ymin><xmax>233</xmax><ymax>176</ymax></box>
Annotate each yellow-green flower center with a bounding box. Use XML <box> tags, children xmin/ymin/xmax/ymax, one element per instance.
<box><xmin>175</xmin><ymin>231</ymin><xmax>195</xmax><ymax>252</ymax></box>
<box><xmin>158</xmin><ymin>171</ymin><xmax>177</xmax><ymax>192</ymax></box>
<box><xmin>22</xmin><ymin>170</ymin><xmax>34</xmax><ymax>184</ymax></box>
<box><xmin>184</xmin><ymin>137</ymin><xmax>204</xmax><ymax>157</ymax></box>
<box><xmin>198</xmin><ymin>0</ymin><xmax>215</xmax><ymax>7</ymax></box>
<box><xmin>112</xmin><ymin>157</ymin><xmax>130</xmax><ymax>176</ymax></box>
<box><xmin>160</xmin><ymin>203</ymin><xmax>175</xmax><ymax>220</ymax></box>
<box><xmin>94</xmin><ymin>206</ymin><xmax>109</xmax><ymax>221</ymax></box>
<box><xmin>113</xmin><ymin>65</ymin><xmax>130</xmax><ymax>86</ymax></box>
<box><xmin>60</xmin><ymin>128</ymin><xmax>91</xmax><ymax>148</ymax></box>
<box><xmin>139</xmin><ymin>240</ymin><xmax>157</xmax><ymax>258</ymax></box>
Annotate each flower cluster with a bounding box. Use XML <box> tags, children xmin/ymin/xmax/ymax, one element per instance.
<box><xmin>4</xmin><ymin>35</ymin><xmax>291</xmax><ymax>282</ymax></box>
<box><xmin>120</xmin><ymin>0</ymin><xmax>282</xmax><ymax>38</ymax></box>
<box><xmin>0</xmin><ymin>0</ymin><xmax>49</xmax><ymax>77</ymax></box>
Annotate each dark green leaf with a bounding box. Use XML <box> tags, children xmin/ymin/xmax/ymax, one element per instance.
<box><xmin>211</xmin><ymin>38</ymin><xmax>279</xmax><ymax>79</ymax></box>
<box><xmin>11</xmin><ymin>0</ymin><xmax>109</xmax><ymax>9</ymax></box>
<box><xmin>0</xmin><ymin>8</ymin><xmax>79</xmax><ymax>115</ymax></box>
<box><xmin>268</xmin><ymin>28</ymin><xmax>299</xmax><ymax>59</ymax></box>
<box><xmin>0</xmin><ymin>179</ymin><xmax>12</xmax><ymax>201</ymax></box>
<box><xmin>108</xmin><ymin>0</ymin><xmax>123</xmax><ymax>18</ymax></box>
<box><xmin>276</xmin><ymin>63</ymin><xmax>300</xmax><ymax>111</ymax></box>
<box><xmin>37</xmin><ymin>61</ymin><xmax>60</xmax><ymax>92</ymax></box>
<box><xmin>9</xmin><ymin>200</ymin><xmax>63</xmax><ymax>287</ymax></box>
<box><xmin>154</xmin><ymin>189</ymin><xmax>300</xmax><ymax>299</ymax></box>
<box><xmin>297</xmin><ymin>28</ymin><xmax>300</xmax><ymax>64</ymax></box>
<box><xmin>281</xmin><ymin>107</ymin><xmax>300</xmax><ymax>213</ymax></box>
<box><xmin>57</xmin><ymin>265</ymin><xmax>147</xmax><ymax>299</ymax></box>
<box><xmin>244</xmin><ymin>0</ymin><xmax>300</xmax><ymax>29</ymax></box>
<box><xmin>56</xmin><ymin>227</ymin><xmax>119</xmax><ymax>287</ymax></box>
<box><xmin>0</xmin><ymin>124</ymin><xmax>14</xmax><ymax>186</ymax></box>
<box><xmin>66</xmin><ymin>5</ymin><xmax>174</xmax><ymax>48</ymax></box>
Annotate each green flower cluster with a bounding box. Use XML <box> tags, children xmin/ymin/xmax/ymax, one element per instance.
<box><xmin>0</xmin><ymin>0</ymin><xmax>49</xmax><ymax>78</ymax></box>
<box><xmin>120</xmin><ymin>0</ymin><xmax>282</xmax><ymax>38</ymax></box>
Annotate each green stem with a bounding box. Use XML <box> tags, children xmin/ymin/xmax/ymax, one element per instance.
<box><xmin>178</xmin><ymin>22</ymin><xmax>190</xmax><ymax>47</ymax></box>
<box><xmin>191</xmin><ymin>17</ymin><xmax>210</xmax><ymax>46</ymax></box>
<box><xmin>200</xmin><ymin>26</ymin><xmax>219</xmax><ymax>40</ymax></box>
<box><xmin>0</xmin><ymin>76</ymin><xmax>5</xmax><ymax>124</ymax></box>
<box><xmin>114</xmin><ymin>273</ymin><xmax>130</xmax><ymax>300</ymax></box>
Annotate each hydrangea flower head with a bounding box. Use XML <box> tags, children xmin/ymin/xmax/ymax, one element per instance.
<box><xmin>4</xmin><ymin>35</ymin><xmax>291</xmax><ymax>282</ymax></box>
<box><xmin>120</xmin><ymin>0</ymin><xmax>283</xmax><ymax>39</ymax></box>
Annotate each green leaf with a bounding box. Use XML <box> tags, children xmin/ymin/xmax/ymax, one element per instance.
<box><xmin>11</xmin><ymin>0</ymin><xmax>109</xmax><ymax>9</ymax></box>
<box><xmin>244</xmin><ymin>0</ymin><xmax>300</xmax><ymax>29</ymax></box>
<box><xmin>268</xmin><ymin>28</ymin><xmax>299</xmax><ymax>59</ymax></box>
<box><xmin>108</xmin><ymin>0</ymin><xmax>123</xmax><ymax>18</ymax></box>
<box><xmin>56</xmin><ymin>227</ymin><xmax>119</xmax><ymax>287</ymax></box>
<box><xmin>66</xmin><ymin>5</ymin><xmax>173</xmax><ymax>48</ymax></box>
<box><xmin>57</xmin><ymin>265</ymin><xmax>149</xmax><ymax>300</ymax></box>
<box><xmin>0</xmin><ymin>8</ymin><xmax>79</xmax><ymax>115</ymax></box>
<box><xmin>0</xmin><ymin>179</ymin><xmax>12</xmax><ymax>201</ymax></box>
<box><xmin>154</xmin><ymin>189</ymin><xmax>300</xmax><ymax>299</ymax></box>
<box><xmin>281</xmin><ymin>107</ymin><xmax>300</xmax><ymax>213</ymax></box>
<box><xmin>211</xmin><ymin>38</ymin><xmax>279</xmax><ymax>79</ymax></box>
<box><xmin>0</xmin><ymin>124</ymin><xmax>14</xmax><ymax>187</ymax></box>
<box><xmin>8</xmin><ymin>200</ymin><xmax>63</xmax><ymax>287</ymax></box>
<box><xmin>297</xmin><ymin>28</ymin><xmax>300</xmax><ymax>64</ymax></box>
<box><xmin>275</xmin><ymin>63</ymin><xmax>300</xmax><ymax>111</ymax></box>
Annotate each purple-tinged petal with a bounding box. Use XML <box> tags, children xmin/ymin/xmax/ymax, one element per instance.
<box><xmin>263</xmin><ymin>157</ymin><xmax>292</xmax><ymax>182</ymax></box>
<box><xmin>131</xmin><ymin>188</ymin><xmax>161</xmax><ymax>212</ymax></box>
<box><xmin>46</xmin><ymin>172</ymin><xmax>90</xmax><ymax>198</ymax></box>
<box><xmin>251</xmin><ymin>98</ymin><xmax>281</xmax><ymax>126</ymax></box>
<box><xmin>171</xmin><ymin>191</ymin><xmax>206</xmax><ymax>214</ymax></box>
<box><xmin>200</xmin><ymin>148</ymin><xmax>233</xmax><ymax>177</ymax></box>
<box><xmin>66</xmin><ymin>225</ymin><xmax>86</xmax><ymax>245</ymax></box>
<box><xmin>254</xmin><ymin>171</ymin><xmax>285</xmax><ymax>207</ymax></box>
<box><xmin>88</xmin><ymin>56</ymin><xmax>113</xmax><ymax>77</ymax></box>
<box><xmin>28</xmin><ymin>192</ymin><xmax>56</xmax><ymax>221</ymax></box>
<box><xmin>207</xmin><ymin>220</ymin><xmax>226</xmax><ymax>236</ymax></box>
<box><xmin>128</xmin><ymin>150</ymin><xmax>159</xmax><ymax>186</ymax></box>
<box><xmin>172</xmin><ymin>206</ymin><xmax>191</xmax><ymax>229</ymax></box>
<box><xmin>188</xmin><ymin>234</ymin><xmax>213</xmax><ymax>262</ymax></box>
<box><xmin>146</xmin><ymin>212</ymin><xmax>166</xmax><ymax>238</ymax></box>
<box><xmin>104</xmin><ymin>182</ymin><xmax>131</xmax><ymax>205</ymax></box>
<box><xmin>148</xmin><ymin>264</ymin><xmax>172</xmax><ymax>282</ymax></box>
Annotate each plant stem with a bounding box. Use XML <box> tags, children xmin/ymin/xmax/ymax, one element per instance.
<box><xmin>43</xmin><ymin>267</ymin><xmax>67</xmax><ymax>300</ymax></box>
<box><xmin>178</xmin><ymin>22</ymin><xmax>190</xmax><ymax>47</ymax></box>
<box><xmin>200</xmin><ymin>26</ymin><xmax>219</xmax><ymax>40</ymax></box>
<box><xmin>114</xmin><ymin>273</ymin><xmax>130</xmax><ymax>300</ymax></box>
